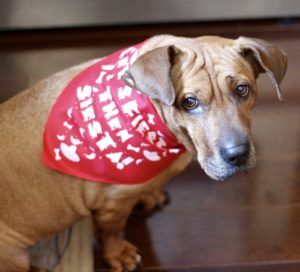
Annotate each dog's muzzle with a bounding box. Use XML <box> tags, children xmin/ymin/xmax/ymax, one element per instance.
<box><xmin>201</xmin><ymin>131</ymin><xmax>256</xmax><ymax>181</ymax></box>
<box><xmin>219</xmin><ymin>129</ymin><xmax>250</xmax><ymax>166</ymax></box>
<box><xmin>220</xmin><ymin>143</ymin><xmax>250</xmax><ymax>167</ymax></box>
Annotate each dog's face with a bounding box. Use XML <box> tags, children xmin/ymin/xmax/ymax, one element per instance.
<box><xmin>122</xmin><ymin>35</ymin><xmax>287</xmax><ymax>181</ymax></box>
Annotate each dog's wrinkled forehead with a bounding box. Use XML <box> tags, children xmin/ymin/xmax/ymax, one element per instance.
<box><xmin>183</xmin><ymin>41</ymin><xmax>254</xmax><ymax>81</ymax></box>
<box><xmin>205</xmin><ymin>46</ymin><xmax>250</xmax><ymax>71</ymax></box>
<box><xmin>122</xmin><ymin>35</ymin><xmax>287</xmax><ymax>106</ymax></box>
<box><xmin>170</xmin><ymin>42</ymin><xmax>256</xmax><ymax>105</ymax></box>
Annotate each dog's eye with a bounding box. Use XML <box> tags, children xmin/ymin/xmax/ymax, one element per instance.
<box><xmin>182</xmin><ymin>96</ymin><xmax>199</xmax><ymax>111</ymax></box>
<box><xmin>235</xmin><ymin>84</ymin><xmax>250</xmax><ymax>97</ymax></box>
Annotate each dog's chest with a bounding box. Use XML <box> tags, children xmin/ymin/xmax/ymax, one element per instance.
<box><xmin>42</xmin><ymin>43</ymin><xmax>185</xmax><ymax>185</ymax></box>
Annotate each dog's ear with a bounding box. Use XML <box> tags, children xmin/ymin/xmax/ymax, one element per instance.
<box><xmin>121</xmin><ymin>46</ymin><xmax>176</xmax><ymax>106</ymax></box>
<box><xmin>236</xmin><ymin>37</ymin><xmax>288</xmax><ymax>100</ymax></box>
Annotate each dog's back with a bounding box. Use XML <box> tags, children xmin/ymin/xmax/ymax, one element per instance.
<box><xmin>0</xmin><ymin>62</ymin><xmax>99</xmax><ymax>258</ymax></box>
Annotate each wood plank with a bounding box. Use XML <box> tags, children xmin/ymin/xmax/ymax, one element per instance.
<box><xmin>54</xmin><ymin>218</ymin><xmax>94</xmax><ymax>272</ymax></box>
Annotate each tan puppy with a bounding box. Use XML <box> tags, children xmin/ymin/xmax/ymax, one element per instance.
<box><xmin>0</xmin><ymin>35</ymin><xmax>287</xmax><ymax>272</ymax></box>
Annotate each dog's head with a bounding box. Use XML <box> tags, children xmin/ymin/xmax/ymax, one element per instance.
<box><xmin>122</xmin><ymin>35</ymin><xmax>288</xmax><ymax>181</ymax></box>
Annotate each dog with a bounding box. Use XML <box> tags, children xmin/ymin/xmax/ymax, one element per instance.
<box><xmin>0</xmin><ymin>35</ymin><xmax>287</xmax><ymax>271</ymax></box>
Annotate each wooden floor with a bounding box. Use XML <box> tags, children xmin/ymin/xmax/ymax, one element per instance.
<box><xmin>1</xmin><ymin>19</ymin><xmax>300</xmax><ymax>272</ymax></box>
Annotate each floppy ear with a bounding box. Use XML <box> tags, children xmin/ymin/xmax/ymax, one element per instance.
<box><xmin>236</xmin><ymin>37</ymin><xmax>288</xmax><ymax>100</ymax></box>
<box><xmin>121</xmin><ymin>46</ymin><xmax>176</xmax><ymax>106</ymax></box>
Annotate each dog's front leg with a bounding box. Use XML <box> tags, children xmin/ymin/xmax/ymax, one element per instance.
<box><xmin>138</xmin><ymin>187</ymin><xmax>169</xmax><ymax>211</ymax></box>
<box><xmin>93</xmin><ymin>197</ymin><xmax>141</xmax><ymax>272</ymax></box>
<box><xmin>137</xmin><ymin>153</ymin><xmax>194</xmax><ymax>212</ymax></box>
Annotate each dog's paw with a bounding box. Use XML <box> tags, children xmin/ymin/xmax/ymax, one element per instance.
<box><xmin>103</xmin><ymin>238</ymin><xmax>142</xmax><ymax>272</ymax></box>
<box><xmin>138</xmin><ymin>189</ymin><xmax>170</xmax><ymax>211</ymax></box>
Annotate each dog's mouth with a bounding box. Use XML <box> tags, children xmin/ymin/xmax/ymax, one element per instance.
<box><xmin>203</xmin><ymin>160</ymin><xmax>249</xmax><ymax>181</ymax></box>
<box><xmin>200</xmin><ymin>146</ymin><xmax>257</xmax><ymax>181</ymax></box>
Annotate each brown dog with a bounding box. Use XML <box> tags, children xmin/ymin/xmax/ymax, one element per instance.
<box><xmin>0</xmin><ymin>35</ymin><xmax>287</xmax><ymax>271</ymax></box>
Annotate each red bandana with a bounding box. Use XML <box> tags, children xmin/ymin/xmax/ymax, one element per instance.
<box><xmin>42</xmin><ymin>42</ymin><xmax>186</xmax><ymax>184</ymax></box>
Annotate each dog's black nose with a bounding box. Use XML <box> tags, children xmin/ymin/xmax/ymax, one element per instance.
<box><xmin>220</xmin><ymin>143</ymin><xmax>249</xmax><ymax>167</ymax></box>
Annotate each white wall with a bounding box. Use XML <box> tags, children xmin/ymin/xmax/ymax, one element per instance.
<box><xmin>0</xmin><ymin>0</ymin><xmax>299</xmax><ymax>30</ymax></box>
